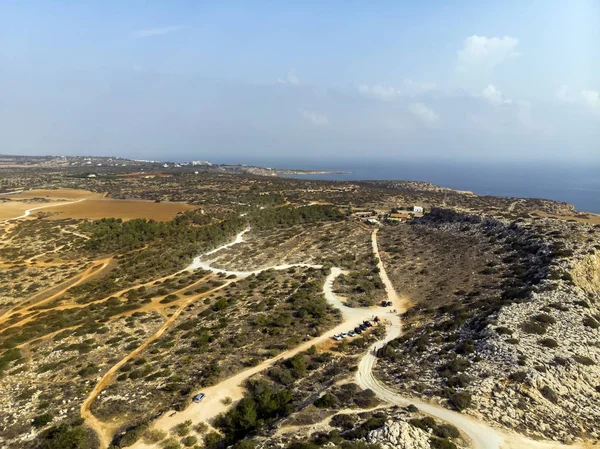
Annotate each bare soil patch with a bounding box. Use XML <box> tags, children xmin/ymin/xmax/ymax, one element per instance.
<box><xmin>44</xmin><ymin>199</ymin><xmax>198</xmax><ymax>221</ymax></box>
<box><xmin>0</xmin><ymin>203</ymin><xmax>38</xmax><ymax>220</ymax></box>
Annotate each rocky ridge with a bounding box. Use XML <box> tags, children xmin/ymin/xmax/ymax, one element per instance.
<box><xmin>375</xmin><ymin>209</ymin><xmax>600</xmax><ymax>443</ymax></box>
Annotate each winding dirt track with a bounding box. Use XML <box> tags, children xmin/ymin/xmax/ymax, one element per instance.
<box><xmin>81</xmin><ymin>281</ymin><xmax>233</xmax><ymax>448</ymax></box>
<box><xmin>88</xmin><ymin>227</ymin><xmax>584</xmax><ymax>449</ymax></box>
<box><xmin>1</xmin><ymin>198</ymin><xmax>87</xmax><ymax>222</ymax></box>
<box><xmin>356</xmin><ymin>228</ymin><xmax>582</xmax><ymax>449</ymax></box>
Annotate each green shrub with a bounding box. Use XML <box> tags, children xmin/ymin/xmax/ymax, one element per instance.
<box><xmin>32</xmin><ymin>412</ymin><xmax>54</xmax><ymax>428</ymax></box>
<box><xmin>38</xmin><ymin>423</ymin><xmax>93</xmax><ymax>449</ymax></box>
<box><xmin>573</xmin><ymin>355</ymin><xmax>595</xmax><ymax>366</ymax></box>
<box><xmin>449</xmin><ymin>392</ymin><xmax>472</xmax><ymax>411</ymax></box>
<box><xmin>533</xmin><ymin>314</ymin><xmax>556</xmax><ymax>325</ymax></box>
<box><xmin>203</xmin><ymin>431</ymin><xmax>223</xmax><ymax>449</ymax></box>
<box><xmin>160</xmin><ymin>437</ymin><xmax>181</xmax><ymax>449</ymax></box>
<box><xmin>583</xmin><ymin>316</ymin><xmax>599</xmax><ymax>329</ymax></box>
<box><xmin>538</xmin><ymin>338</ymin><xmax>558</xmax><ymax>348</ymax></box>
<box><xmin>314</xmin><ymin>393</ymin><xmax>337</xmax><ymax>409</ymax></box>
<box><xmin>430</xmin><ymin>437</ymin><xmax>457</xmax><ymax>449</ymax></box>
<box><xmin>143</xmin><ymin>429</ymin><xmax>167</xmax><ymax>444</ymax></box>
<box><xmin>193</xmin><ymin>422</ymin><xmax>208</xmax><ymax>434</ymax></box>
<box><xmin>330</xmin><ymin>414</ymin><xmax>356</xmax><ymax>430</ymax></box>
<box><xmin>433</xmin><ymin>424</ymin><xmax>460</xmax><ymax>439</ymax></box>
<box><xmin>181</xmin><ymin>435</ymin><xmax>198</xmax><ymax>447</ymax></box>
<box><xmin>520</xmin><ymin>321</ymin><xmax>546</xmax><ymax>335</ymax></box>
<box><xmin>540</xmin><ymin>386</ymin><xmax>559</xmax><ymax>402</ymax></box>
<box><xmin>173</xmin><ymin>420</ymin><xmax>192</xmax><ymax>437</ymax></box>
<box><xmin>509</xmin><ymin>371</ymin><xmax>527</xmax><ymax>382</ymax></box>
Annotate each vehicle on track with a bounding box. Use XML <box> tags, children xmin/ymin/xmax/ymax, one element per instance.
<box><xmin>193</xmin><ymin>393</ymin><xmax>206</xmax><ymax>403</ymax></box>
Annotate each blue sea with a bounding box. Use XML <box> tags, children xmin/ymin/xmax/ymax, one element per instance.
<box><xmin>232</xmin><ymin>159</ymin><xmax>600</xmax><ymax>214</ymax></box>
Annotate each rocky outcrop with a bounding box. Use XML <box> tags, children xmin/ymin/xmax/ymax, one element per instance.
<box><xmin>367</xmin><ymin>421</ymin><xmax>431</xmax><ymax>449</ymax></box>
<box><xmin>375</xmin><ymin>209</ymin><xmax>600</xmax><ymax>443</ymax></box>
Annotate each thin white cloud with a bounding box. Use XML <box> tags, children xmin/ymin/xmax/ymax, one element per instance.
<box><xmin>408</xmin><ymin>102</ymin><xmax>439</xmax><ymax>124</ymax></box>
<box><xmin>581</xmin><ymin>90</ymin><xmax>600</xmax><ymax>110</ymax></box>
<box><xmin>132</xmin><ymin>25</ymin><xmax>187</xmax><ymax>39</ymax></box>
<box><xmin>557</xmin><ymin>85</ymin><xmax>599</xmax><ymax>112</ymax></box>
<box><xmin>481</xmin><ymin>84</ymin><xmax>512</xmax><ymax>105</ymax></box>
<box><xmin>357</xmin><ymin>84</ymin><xmax>402</xmax><ymax>101</ymax></box>
<box><xmin>278</xmin><ymin>70</ymin><xmax>300</xmax><ymax>85</ymax></box>
<box><xmin>299</xmin><ymin>110</ymin><xmax>329</xmax><ymax>126</ymax></box>
<box><xmin>403</xmin><ymin>79</ymin><xmax>437</xmax><ymax>94</ymax></box>
<box><xmin>457</xmin><ymin>35</ymin><xmax>520</xmax><ymax>70</ymax></box>
<box><xmin>556</xmin><ymin>84</ymin><xmax>574</xmax><ymax>103</ymax></box>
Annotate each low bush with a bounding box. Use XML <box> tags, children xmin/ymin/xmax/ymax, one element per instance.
<box><xmin>430</xmin><ymin>437</ymin><xmax>457</xmax><ymax>449</ymax></box>
<box><xmin>538</xmin><ymin>338</ymin><xmax>558</xmax><ymax>348</ymax></box>
<box><xmin>449</xmin><ymin>392</ymin><xmax>472</xmax><ymax>411</ymax></box>
<box><xmin>520</xmin><ymin>321</ymin><xmax>546</xmax><ymax>335</ymax></box>
<box><xmin>433</xmin><ymin>424</ymin><xmax>460</xmax><ymax>439</ymax></box>
<box><xmin>32</xmin><ymin>412</ymin><xmax>54</xmax><ymax>428</ymax></box>
<box><xmin>180</xmin><ymin>435</ymin><xmax>198</xmax><ymax>447</ymax></box>
<box><xmin>573</xmin><ymin>355</ymin><xmax>595</xmax><ymax>366</ymax></box>
<box><xmin>508</xmin><ymin>371</ymin><xmax>527</xmax><ymax>382</ymax></box>
<box><xmin>583</xmin><ymin>316</ymin><xmax>599</xmax><ymax>329</ymax></box>
<box><xmin>540</xmin><ymin>386</ymin><xmax>559</xmax><ymax>403</ymax></box>
<box><xmin>143</xmin><ymin>429</ymin><xmax>167</xmax><ymax>444</ymax></box>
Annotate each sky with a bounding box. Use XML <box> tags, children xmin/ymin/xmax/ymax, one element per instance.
<box><xmin>0</xmin><ymin>0</ymin><xmax>599</xmax><ymax>165</ymax></box>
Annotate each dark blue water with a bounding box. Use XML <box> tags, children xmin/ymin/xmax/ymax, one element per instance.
<box><xmin>272</xmin><ymin>160</ymin><xmax>600</xmax><ymax>214</ymax></box>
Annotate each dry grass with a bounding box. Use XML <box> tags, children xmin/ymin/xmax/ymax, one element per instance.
<box><xmin>45</xmin><ymin>199</ymin><xmax>199</xmax><ymax>221</ymax></box>
<box><xmin>0</xmin><ymin>203</ymin><xmax>38</xmax><ymax>220</ymax></box>
<box><xmin>533</xmin><ymin>210</ymin><xmax>600</xmax><ymax>225</ymax></box>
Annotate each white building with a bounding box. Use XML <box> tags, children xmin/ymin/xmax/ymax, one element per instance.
<box><xmin>413</xmin><ymin>206</ymin><xmax>424</xmax><ymax>213</ymax></box>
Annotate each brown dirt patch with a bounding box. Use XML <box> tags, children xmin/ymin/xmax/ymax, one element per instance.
<box><xmin>0</xmin><ymin>203</ymin><xmax>36</xmax><ymax>220</ymax></box>
<box><xmin>533</xmin><ymin>210</ymin><xmax>600</xmax><ymax>225</ymax></box>
<box><xmin>44</xmin><ymin>199</ymin><xmax>198</xmax><ymax>221</ymax></box>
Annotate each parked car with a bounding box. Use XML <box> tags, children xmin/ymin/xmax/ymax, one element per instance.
<box><xmin>363</xmin><ymin>320</ymin><xmax>372</xmax><ymax>327</ymax></box>
<box><xmin>341</xmin><ymin>332</ymin><xmax>348</xmax><ymax>338</ymax></box>
<box><xmin>381</xmin><ymin>300</ymin><xmax>388</xmax><ymax>307</ymax></box>
<box><xmin>348</xmin><ymin>331</ymin><xmax>356</xmax><ymax>337</ymax></box>
<box><xmin>193</xmin><ymin>393</ymin><xmax>205</xmax><ymax>403</ymax></box>
<box><xmin>354</xmin><ymin>327</ymin><xmax>362</xmax><ymax>334</ymax></box>
<box><xmin>333</xmin><ymin>334</ymin><xmax>342</xmax><ymax>341</ymax></box>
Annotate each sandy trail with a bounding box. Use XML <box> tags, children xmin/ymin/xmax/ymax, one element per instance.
<box><xmin>1</xmin><ymin>198</ymin><xmax>87</xmax><ymax>222</ymax></box>
<box><xmin>0</xmin><ymin>258</ymin><xmax>111</xmax><ymax>326</ymax></box>
<box><xmin>186</xmin><ymin>229</ymin><xmax>321</xmax><ymax>276</ymax></box>
<box><xmin>81</xmin><ymin>281</ymin><xmax>233</xmax><ymax>448</ymax></box>
<box><xmin>90</xmin><ymin>227</ymin><xmax>583</xmax><ymax>449</ymax></box>
<box><xmin>86</xmin><ymin>229</ymin><xmax>337</xmax><ymax>448</ymax></box>
<box><xmin>131</xmin><ymin>264</ymin><xmax>375</xmax><ymax>449</ymax></box>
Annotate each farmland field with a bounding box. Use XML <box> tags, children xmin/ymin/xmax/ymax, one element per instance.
<box><xmin>44</xmin><ymin>199</ymin><xmax>198</xmax><ymax>221</ymax></box>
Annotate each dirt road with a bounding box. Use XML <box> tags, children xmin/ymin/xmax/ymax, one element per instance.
<box><xmin>130</xmin><ymin>262</ymin><xmax>373</xmax><ymax>449</ymax></box>
<box><xmin>96</xmin><ymin>227</ymin><xmax>583</xmax><ymax>449</ymax></box>
<box><xmin>356</xmin><ymin>228</ymin><xmax>581</xmax><ymax>449</ymax></box>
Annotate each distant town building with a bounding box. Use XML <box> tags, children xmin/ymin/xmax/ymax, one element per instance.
<box><xmin>413</xmin><ymin>206</ymin><xmax>424</xmax><ymax>213</ymax></box>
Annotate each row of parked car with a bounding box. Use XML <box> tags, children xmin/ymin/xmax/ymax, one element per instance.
<box><xmin>332</xmin><ymin>319</ymin><xmax>378</xmax><ymax>341</ymax></box>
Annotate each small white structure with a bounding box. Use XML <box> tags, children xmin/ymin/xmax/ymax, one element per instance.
<box><xmin>413</xmin><ymin>206</ymin><xmax>424</xmax><ymax>213</ymax></box>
